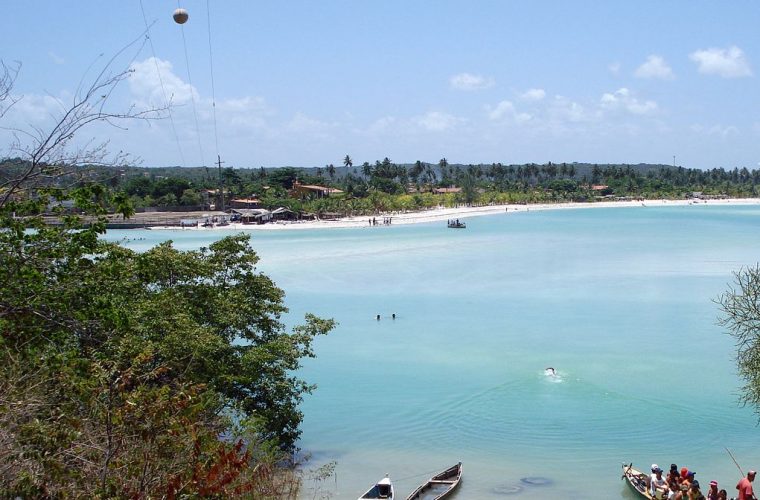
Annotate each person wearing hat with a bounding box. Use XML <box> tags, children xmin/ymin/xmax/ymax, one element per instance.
<box><xmin>736</xmin><ymin>470</ymin><xmax>757</xmax><ymax>500</ymax></box>
<box><xmin>688</xmin><ymin>479</ymin><xmax>705</xmax><ymax>500</ymax></box>
<box><xmin>682</xmin><ymin>470</ymin><xmax>697</xmax><ymax>487</ymax></box>
<box><xmin>705</xmin><ymin>480</ymin><xmax>719</xmax><ymax>500</ymax></box>
<box><xmin>650</xmin><ymin>465</ymin><xmax>668</xmax><ymax>498</ymax></box>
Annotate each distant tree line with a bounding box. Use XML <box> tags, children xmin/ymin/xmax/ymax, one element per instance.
<box><xmin>3</xmin><ymin>157</ymin><xmax>760</xmax><ymax>216</ymax></box>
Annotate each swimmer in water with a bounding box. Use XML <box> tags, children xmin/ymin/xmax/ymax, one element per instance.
<box><xmin>545</xmin><ymin>367</ymin><xmax>556</xmax><ymax>377</ymax></box>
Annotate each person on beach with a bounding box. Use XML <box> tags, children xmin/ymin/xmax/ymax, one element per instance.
<box><xmin>706</xmin><ymin>480</ymin><xmax>719</xmax><ymax>500</ymax></box>
<box><xmin>650</xmin><ymin>466</ymin><xmax>668</xmax><ymax>498</ymax></box>
<box><xmin>683</xmin><ymin>471</ymin><xmax>697</xmax><ymax>487</ymax></box>
<box><xmin>736</xmin><ymin>470</ymin><xmax>756</xmax><ymax>500</ymax></box>
<box><xmin>689</xmin><ymin>480</ymin><xmax>705</xmax><ymax>500</ymax></box>
<box><xmin>669</xmin><ymin>465</ymin><xmax>681</xmax><ymax>484</ymax></box>
<box><xmin>717</xmin><ymin>489</ymin><xmax>727</xmax><ymax>499</ymax></box>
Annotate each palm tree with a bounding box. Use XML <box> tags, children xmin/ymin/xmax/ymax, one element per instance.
<box><xmin>343</xmin><ymin>155</ymin><xmax>353</xmax><ymax>169</ymax></box>
<box><xmin>362</xmin><ymin>161</ymin><xmax>372</xmax><ymax>178</ymax></box>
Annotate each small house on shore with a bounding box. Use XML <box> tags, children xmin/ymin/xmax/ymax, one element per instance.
<box><xmin>231</xmin><ymin>208</ymin><xmax>272</xmax><ymax>224</ymax></box>
<box><xmin>271</xmin><ymin>207</ymin><xmax>298</xmax><ymax>221</ymax></box>
<box><xmin>434</xmin><ymin>186</ymin><xmax>462</xmax><ymax>194</ymax></box>
<box><xmin>289</xmin><ymin>181</ymin><xmax>343</xmax><ymax>200</ymax></box>
<box><xmin>229</xmin><ymin>197</ymin><xmax>261</xmax><ymax>209</ymax></box>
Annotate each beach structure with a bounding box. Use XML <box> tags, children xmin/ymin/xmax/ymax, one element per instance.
<box><xmin>359</xmin><ymin>475</ymin><xmax>394</xmax><ymax>499</ymax></box>
<box><xmin>434</xmin><ymin>186</ymin><xmax>461</xmax><ymax>194</ymax></box>
<box><xmin>230</xmin><ymin>208</ymin><xmax>272</xmax><ymax>224</ymax></box>
<box><xmin>229</xmin><ymin>197</ymin><xmax>261</xmax><ymax>209</ymax></box>
<box><xmin>289</xmin><ymin>181</ymin><xmax>343</xmax><ymax>200</ymax></box>
<box><xmin>405</xmin><ymin>462</ymin><xmax>462</xmax><ymax>500</ymax></box>
<box><xmin>271</xmin><ymin>207</ymin><xmax>298</xmax><ymax>221</ymax></box>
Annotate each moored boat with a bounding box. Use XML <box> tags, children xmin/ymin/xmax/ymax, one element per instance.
<box><xmin>406</xmin><ymin>462</ymin><xmax>462</xmax><ymax>500</ymax></box>
<box><xmin>447</xmin><ymin>219</ymin><xmax>466</xmax><ymax>229</ymax></box>
<box><xmin>621</xmin><ymin>463</ymin><xmax>655</xmax><ymax>499</ymax></box>
<box><xmin>359</xmin><ymin>475</ymin><xmax>394</xmax><ymax>499</ymax></box>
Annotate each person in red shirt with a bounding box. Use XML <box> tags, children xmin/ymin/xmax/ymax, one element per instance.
<box><xmin>736</xmin><ymin>470</ymin><xmax>756</xmax><ymax>500</ymax></box>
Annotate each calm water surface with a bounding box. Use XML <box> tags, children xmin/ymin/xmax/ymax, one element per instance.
<box><xmin>106</xmin><ymin>205</ymin><xmax>760</xmax><ymax>499</ymax></box>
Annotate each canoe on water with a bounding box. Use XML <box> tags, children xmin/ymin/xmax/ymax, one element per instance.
<box><xmin>406</xmin><ymin>462</ymin><xmax>463</xmax><ymax>500</ymax></box>
<box><xmin>622</xmin><ymin>463</ymin><xmax>658</xmax><ymax>499</ymax></box>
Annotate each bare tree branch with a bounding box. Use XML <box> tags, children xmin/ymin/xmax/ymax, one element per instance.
<box><xmin>0</xmin><ymin>34</ymin><xmax>166</xmax><ymax>209</ymax></box>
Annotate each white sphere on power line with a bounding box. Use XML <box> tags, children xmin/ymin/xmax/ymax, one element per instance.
<box><xmin>173</xmin><ymin>8</ymin><xmax>189</xmax><ymax>24</ymax></box>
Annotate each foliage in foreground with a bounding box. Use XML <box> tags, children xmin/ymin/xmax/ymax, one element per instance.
<box><xmin>0</xmin><ymin>189</ymin><xmax>334</xmax><ymax>497</ymax></box>
<box><xmin>717</xmin><ymin>265</ymin><xmax>760</xmax><ymax>418</ymax></box>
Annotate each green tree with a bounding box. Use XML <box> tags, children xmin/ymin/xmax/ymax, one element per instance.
<box><xmin>717</xmin><ymin>265</ymin><xmax>760</xmax><ymax>416</ymax></box>
<box><xmin>343</xmin><ymin>155</ymin><xmax>353</xmax><ymax>169</ymax></box>
<box><xmin>0</xmin><ymin>55</ymin><xmax>333</xmax><ymax>497</ymax></box>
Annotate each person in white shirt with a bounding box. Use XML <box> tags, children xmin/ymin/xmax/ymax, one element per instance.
<box><xmin>650</xmin><ymin>465</ymin><xmax>669</xmax><ymax>499</ymax></box>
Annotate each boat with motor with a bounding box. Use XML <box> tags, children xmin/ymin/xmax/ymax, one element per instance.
<box><xmin>359</xmin><ymin>474</ymin><xmax>394</xmax><ymax>499</ymax></box>
<box><xmin>447</xmin><ymin>219</ymin><xmax>466</xmax><ymax>229</ymax></box>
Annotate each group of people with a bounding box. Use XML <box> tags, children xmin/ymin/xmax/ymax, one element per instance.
<box><xmin>368</xmin><ymin>217</ymin><xmax>393</xmax><ymax>226</ymax></box>
<box><xmin>647</xmin><ymin>464</ymin><xmax>755</xmax><ymax>500</ymax></box>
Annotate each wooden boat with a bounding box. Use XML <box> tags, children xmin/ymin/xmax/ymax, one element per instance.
<box><xmin>405</xmin><ymin>462</ymin><xmax>462</xmax><ymax>500</ymax></box>
<box><xmin>621</xmin><ymin>463</ymin><xmax>656</xmax><ymax>499</ymax></box>
<box><xmin>447</xmin><ymin>220</ymin><xmax>466</xmax><ymax>229</ymax></box>
<box><xmin>359</xmin><ymin>475</ymin><xmax>394</xmax><ymax>499</ymax></box>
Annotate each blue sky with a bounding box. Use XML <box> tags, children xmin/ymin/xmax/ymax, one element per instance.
<box><xmin>1</xmin><ymin>1</ymin><xmax>759</xmax><ymax>169</ymax></box>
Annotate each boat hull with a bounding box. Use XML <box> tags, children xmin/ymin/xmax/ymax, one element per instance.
<box><xmin>621</xmin><ymin>463</ymin><xmax>655</xmax><ymax>499</ymax></box>
<box><xmin>406</xmin><ymin>462</ymin><xmax>462</xmax><ymax>500</ymax></box>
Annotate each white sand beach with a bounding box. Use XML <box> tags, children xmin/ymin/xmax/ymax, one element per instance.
<box><xmin>149</xmin><ymin>198</ymin><xmax>760</xmax><ymax>231</ymax></box>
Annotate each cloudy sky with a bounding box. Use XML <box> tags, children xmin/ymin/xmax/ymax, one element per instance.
<box><xmin>1</xmin><ymin>1</ymin><xmax>759</xmax><ymax>169</ymax></box>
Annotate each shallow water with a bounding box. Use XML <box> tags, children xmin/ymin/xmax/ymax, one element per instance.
<box><xmin>105</xmin><ymin>205</ymin><xmax>760</xmax><ymax>499</ymax></box>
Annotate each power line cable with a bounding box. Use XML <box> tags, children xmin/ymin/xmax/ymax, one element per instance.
<box><xmin>177</xmin><ymin>0</ymin><xmax>206</xmax><ymax>167</ymax></box>
<box><xmin>138</xmin><ymin>0</ymin><xmax>186</xmax><ymax>167</ymax></box>
<box><xmin>206</xmin><ymin>0</ymin><xmax>220</xmax><ymax>160</ymax></box>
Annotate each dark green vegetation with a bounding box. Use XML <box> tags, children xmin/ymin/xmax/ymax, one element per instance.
<box><xmin>0</xmin><ymin>59</ymin><xmax>339</xmax><ymax>497</ymax></box>
<box><xmin>6</xmin><ymin>157</ymin><xmax>760</xmax><ymax>217</ymax></box>
<box><xmin>0</xmin><ymin>187</ymin><xmax>334</xmax><ymax>496</ymax></box>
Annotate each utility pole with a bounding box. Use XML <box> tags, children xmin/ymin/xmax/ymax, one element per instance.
<box><xmin>673</xmin><ymin>155</ymin><xmax>676</xmax><ymax>168</ymax></box>
<box><xmin>217</xmin><ymin>154</ymin><xmax>225</xmax><ymax>212</ymax></box>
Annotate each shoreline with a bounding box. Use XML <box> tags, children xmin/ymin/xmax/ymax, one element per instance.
<box><xmin>142</xmin><ymin>197</ymin><xmax>760</xmax><ymax>231</ymax></box>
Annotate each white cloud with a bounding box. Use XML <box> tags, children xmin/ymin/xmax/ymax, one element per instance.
<box><xmin>365</xmin><ymin>116</ymin><xmax>397</xmax><ymax>135</ymax></box>
<box><xmin>689</xmin><ymin>46</ymin><xmax>752</xmax><ymax>78</ymax></box>
<box><xmin>549</xmin><ymin>95</ymin><xmax>592</xmax><ymax>123</ymax></box>
<box><xmin>287</xmin><ymin>113</ymin><xmax>334</xmax><ymax>138</ymax></box>
<box><xmin>520</xmin><ymin>88</ymin><xmax>546</xmax><ymax>101</ymax></box>
<box><xmin>450</xmin><ymin>73</ymin><xmax>495</xmax><ymax>91</ymax></box>
<box><xmin>600</xmin><ymin>88</ymin><xmax>658</xmax><ymax>115</ymax></box>
<box><xmin>487</xmin><ymin>100</ymin><xmax>532</xmax><ymax>123</ymax></box>
<box><xmin>413</xmin><ymin>111</ymin><xmax>460</xmax><ymax>131</ymax></box>
<box><xmin>129</xmin><ymin>57</ymin><xmax>199</xmax><ymax>106</ymax></box>
<box><xmin>634</xmin><ymin>55</ymin><xmax>674</xmax><ymax>80</ymax></box>
<box><xmin>5</xmin><ymin>93</ymin><xmax>63</xmax><ymax>124</ymax></box>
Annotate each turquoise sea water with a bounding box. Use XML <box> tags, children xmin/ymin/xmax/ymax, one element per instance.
<box><xmin>105</xmin><ymin>205</ymin><xmax>760</xmax><ymax>499</ymax></box>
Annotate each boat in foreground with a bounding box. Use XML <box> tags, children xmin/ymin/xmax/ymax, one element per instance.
<box><xmin>359</xmin><ymin>475</ymin><xmax>394</xmax><ymax>499</ymax></box>
<box><xmin>406</xmin><ymin>462</ymin><xmax>462</xmax><ymax>500</ymax></box>
<box><xmin>621</xmin><ymin>463</ymin><xmax>656</xmax><ymax>499</ymax></box>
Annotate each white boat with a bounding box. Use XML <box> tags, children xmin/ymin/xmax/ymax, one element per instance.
<box><xmin>359</xmin><ymin>475</ymin><xmax>394</xmax><ymax>499</ymax></box>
